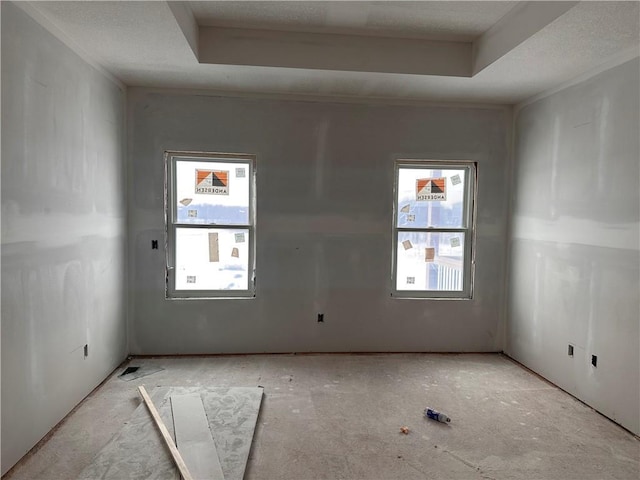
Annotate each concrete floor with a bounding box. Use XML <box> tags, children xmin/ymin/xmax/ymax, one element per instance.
<box><xmin>4</xmin><ymin>354</ymin><xmax>639</xmax><ymax>480</ymax></box>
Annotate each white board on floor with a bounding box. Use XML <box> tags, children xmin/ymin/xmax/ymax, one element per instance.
<box><xmin>171</xmin><ymin>394</ymin><xmax>224</xmax><ymax>480</ymax></box>
<box><xmin>77</xmin><ymin>387</ymin><xmax>263</xmax><ymax>480</ymax></box>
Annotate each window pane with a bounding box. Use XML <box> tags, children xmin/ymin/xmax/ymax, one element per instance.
<box><xmin>396</xmin><ymin>231</ymin><xmax>465</xmax><ymax>291</ymax></box>
<box><xmin>397</xmin><ymin>167</ymin><xmax>466</xmax><ymax>228</ymax></box>
<box><xmin>175</xmin><ymin>227</ymin><xmax>250</xmax><ymax>291</ymax></box>
<box><xmin>175</xmin><ymin>160</ymin><xmax>249</xmax><ymax>225</ymax></box>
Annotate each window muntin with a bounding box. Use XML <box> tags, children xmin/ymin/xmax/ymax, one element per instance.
<box><xmin>392</xmin><ymin>161</ymin><xmax>475</xmax><ymax>298</ymax></box>
<box><xmin>166</xmin><ymin>151</ymin><xmax>256</xmax><ymax>298</ymax></box>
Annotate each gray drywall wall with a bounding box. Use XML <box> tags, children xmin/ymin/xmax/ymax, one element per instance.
<box><xmin>128</xmin><ymin>88</ymin><xmax>510</xmax><ymax>354</ymax></box>
<box><xmin>1</xmin><ymin>3</ymin><xmax>127</xmax><ymax>473</ymax></box>
<box><xmin>506</xmin><ymin>58</ymin><xmax>640</xmax><ymax>434</ymax></box>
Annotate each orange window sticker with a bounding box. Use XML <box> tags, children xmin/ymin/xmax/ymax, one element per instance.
<box><xmin>195</xmin><ymin>169</ymin><xmax>229</xmax><ymax>195</ymax></box>
<box><xmin>416</xmin><ymin>178</ymin><xmax>446</xmax><ymax>201</ymax></box>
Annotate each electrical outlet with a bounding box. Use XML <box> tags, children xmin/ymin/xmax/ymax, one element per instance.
<box><xmin>591</xmin><ymin>355</ymin><xmax>597</xmax><ymax>367</ymax></box>
<box><xmin>317</xmin><ymin>313</ymin><xmax>324</xmax><ymax>323</ymax></box>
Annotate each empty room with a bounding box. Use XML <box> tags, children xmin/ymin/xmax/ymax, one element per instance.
<box><xmin>1</xmin><ymin>1</ymin><xmax>639</xmax><ymax>479</ymax></box>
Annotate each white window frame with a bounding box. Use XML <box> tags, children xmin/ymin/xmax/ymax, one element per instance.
<box><xmin>391</xmin><ymin>160</ymin><xmax>476</xmax><ymax>299</ymax></box>
<box><xmin>165</xmin><ymin>150</ymin><xmax>256</xmax><ymax>299</ymax></box>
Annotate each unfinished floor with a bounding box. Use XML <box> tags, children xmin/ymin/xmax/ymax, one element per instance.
<box><xmin>4</xmin><ymin>354</ymin><xmax>638</xmax><ymax>480</ymax></box>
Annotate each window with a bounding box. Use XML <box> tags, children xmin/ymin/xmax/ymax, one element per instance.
<box><xmin>392</xmin><ymin>160</ymin><xmax>476</xmax><ymax>298</ymax></box>
<box><xmin>165</xmin><ymin>151</ymin><xmax>256</xmax><ymax>298</ymax></box>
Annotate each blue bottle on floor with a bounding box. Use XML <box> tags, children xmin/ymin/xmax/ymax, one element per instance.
<box><xmin>425</xmin><ymin>407</ymin><xmax>451</xmax><ymax>423</ymax></box>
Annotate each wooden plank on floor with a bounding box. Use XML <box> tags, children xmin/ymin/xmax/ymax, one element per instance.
<box><xmin>171</xmin><ymin>394</ymin><xmax>224</xmax><ymax>480</ymax></box>
<box><xmin>139</xmin><ymin>387</ymin><xmax>193</xmax><ymax>480</ymax></box>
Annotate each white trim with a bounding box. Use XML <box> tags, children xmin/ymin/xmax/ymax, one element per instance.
<box><xmin>515</xmin><ymin>46</ymin><xmax>640</xmax><ymax>113</ymax></box>
<box><xmin>165</xmin><ymin>151</ymin><xmax>257</xmax><ymax>299</ymax></box>
<box><xmin>15</xmin><ymin>1</ymin><xmax>125</xmax><ymax>90</ymax></box>
<box><xmin>391</xmin><ymin>161</ymin><xmax>476</xmax><ymax>300</ymax></box>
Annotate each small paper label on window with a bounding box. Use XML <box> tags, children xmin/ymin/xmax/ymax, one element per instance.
<box><xmin>188</xmin><ymin>209</ymin><xmax>197</xmax><ymax>218</ymax></box>
<box><xmin>180</xmin><ymin>198</ymin><xmax>192</xmax><ymax>206</ymax></box>
<box><xmin>400</xmin><ymin>204</ymin><xmax>410</xmax><ymax>213</ymax></box>
<box><xmin>406</xmin><ymin>276</ymin><xmax>415</xmax><ymax>285</ymax></box>
<box><xmin>425</xmin><ymin>247</ymin><xmax>435</xmax><ymax>262</ymax></box>
<box><xmin>407</xmin><ymin>214</ymin><xmax>415</xmax><ymax>222</ymax></box>
<box><xmin>235</xmin><ymin>233</ymin><xmax>245</xmax><ymax>243</ymax></box>
<box><xmin>450</xmin><ymin>237</ymin><xmax>461</xmax><ymax>248</ymax></box>
<box><xmin>186</xmin><ymin>275</ymin><xmax>196</xmax><ymax>284</ymax></box>
<box><xmin>236</xmin><ymin>168</ymin><xmax>246</xmax><ymax>178</ymax></box>
<box><xmin>209</xmin><ymin>232</ymin><xmax>219</xmax><ymax>262</ymax></box>
<box><xmin>402</xmin><ymin>240</ymin><xmax>413</xmax><ymax>250</ymax></box>
<box><xmin>451</xmin><ymin>174</ymin><xmax>462</xmax><ymax>186</ymax></box>
<box><xmin>231</xmin><ymin>247</ymin><xmax>240</xmax><ymax>258</ymax></box>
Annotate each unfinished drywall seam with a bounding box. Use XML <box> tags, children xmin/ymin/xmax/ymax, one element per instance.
<box><xmin>498</xmin><ymin>104</ymin><xmax>516</xmax><ymax>352</ymax></box>
<box><xmin>503</xmin><ymin>101</ymin><xmax>527</xmax><ymax>359</ymax></box>
<box><xmin>125</xmin><ymin>85</ymin><xmax>137</xmax><ymax>357</ymax></box>
<box><xmin>122</xmin><ymin>85</ymin><xmax>131</xmax><ymax>355</ymax></box>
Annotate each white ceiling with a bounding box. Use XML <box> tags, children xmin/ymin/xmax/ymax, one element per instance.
<box><xmin>25</xmin><ymin>1</ymin><xmax>640</xmax><ymax>104</ymax></box>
